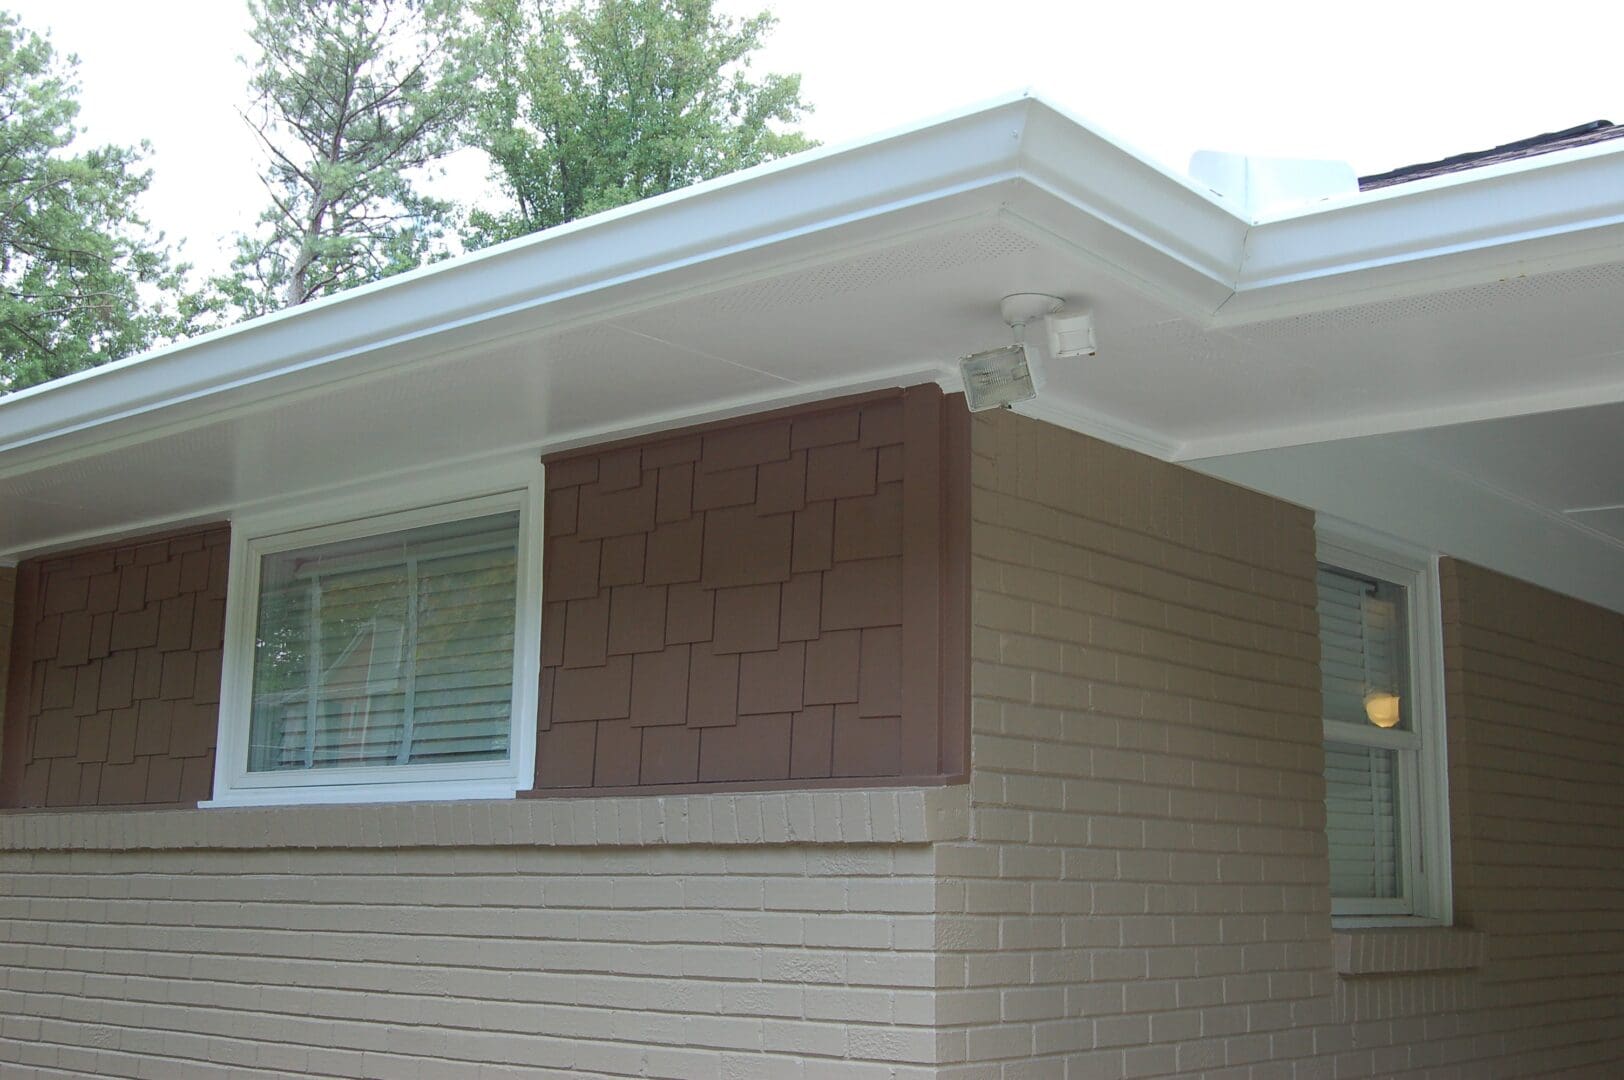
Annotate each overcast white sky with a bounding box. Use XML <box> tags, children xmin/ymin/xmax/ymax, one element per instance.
<box><xmin>10</xmin><ymin>0</ymin><xmax>1624</xmax><ymax>279</ymax></box>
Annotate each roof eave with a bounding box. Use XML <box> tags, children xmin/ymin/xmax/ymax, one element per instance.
<box><xmin>7</xmin><ymin>93</ymin><xmax>1624</xmax><ymax>468</ymax></box>
<box><xmin>12</xmin><ymin>94</ymin><xmax>1241</xmax><ymax>460</ymax></box>
<box><xmin>1220</xmin><ymin>135</ymin><xmax>1624</xmax><ymax>324</ymax></box>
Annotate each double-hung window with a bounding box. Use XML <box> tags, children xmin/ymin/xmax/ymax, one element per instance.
<box><xmin>1316</xmin><ymin>523</ymin><xmax>1452</xmax><ymax>922</ymax></box>
<box><xmin>209</xmin><ymin>469</ymin><xmax>543</xmax><ymax>806</ymax></box>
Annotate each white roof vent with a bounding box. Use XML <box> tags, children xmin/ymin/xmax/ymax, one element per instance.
<box><xmin>1189</xmin><ymin>151</ymin><xmax>1359</xmax><ymax>218</ymax></box>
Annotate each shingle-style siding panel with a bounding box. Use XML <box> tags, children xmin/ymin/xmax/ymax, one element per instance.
<box><xmin>955</xmin><ymin>409</ymin><xmax>1624</xmax><ymax>1077</ymax></box>
<box><xmin>0</xmin><ymin>565</ymin><xmax>14</xmax><ymax>761</ymax></box>
<box><xmin>534</xmin><ymin>387</ymin><xmax>969</xmax><ymax>792</ymax></box>
<box><xmin>1</xmin><ymin>526</ymin><xmax>229</xmax><ymax>808</ymax></box>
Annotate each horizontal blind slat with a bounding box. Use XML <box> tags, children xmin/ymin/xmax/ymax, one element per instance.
<box><xmin>1324</xmin><ymin>740</ymin><xmax>1400</xmax><ymax>898</ymax></box>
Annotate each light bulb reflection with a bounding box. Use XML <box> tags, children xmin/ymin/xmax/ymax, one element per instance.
<box><xmin>1363</xmin><ymin>691</ymin><xmax>1402</xmax><ymax>729</ymax></box>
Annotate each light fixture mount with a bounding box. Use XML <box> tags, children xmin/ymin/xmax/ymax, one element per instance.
<box><xmin>1000</xmin><ymin>292</ymin><xmax>1065</xmax><ymax>327</ymax></box>
<box><xmin>959</xmin><ymin>293</ymin><xmax>1092</xmax><ymax>412</ymax></box>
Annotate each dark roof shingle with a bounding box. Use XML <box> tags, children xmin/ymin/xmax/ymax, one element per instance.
<box><xmin>1359</xmin><ymin>120</ymin><xmax>1624</xmax><ymax>190</ymax></box>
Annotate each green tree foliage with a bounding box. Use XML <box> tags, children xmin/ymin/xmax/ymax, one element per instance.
<box><xmin>0</xmin><ymin>11</ymin><xmax>192</xmax><ymax>393</ymax></box>
<box><xmin>219</xmin><ymin>0</ymin><xmax>470</xmax><ymax>316</ymax></box>
<box><xmin>464</xmin><ymin>0</ymin><xmax>813</xmax><ymax>246</ymax></box>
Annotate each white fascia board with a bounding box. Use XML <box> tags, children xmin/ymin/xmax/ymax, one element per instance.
<box><xmin>0</xmin><ymin>95</ymin><xmax>1069</xmax><ymax>459</ymax></box>
<box><xmin>1000</xmin><ymin>102</ymin><xmax>1248</xmax><ymax>317</ymax></box>
<box><xmin>7</xmin><ymin>91</ymin><xmax>1624</xmax><ymax>474</ymax></box>
<box><xmin>1218</xmin><ymin>137</ymin><xmax>1624</xmax><ymax>325</ymax></box>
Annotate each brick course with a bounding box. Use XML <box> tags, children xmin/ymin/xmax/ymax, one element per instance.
<box><xmin>946</xmin><ymin>408</ymin><xmax>1330</xmax><ymax>1077</ymax></box>
<box><xmin>950</xmin><ymin>409</ymin><xmax>1623</xmax><ymax>1077</ymax></box>
<box><xmin>0</xmin><ymin>846</ymin><xmax>948</xmax><ymax>1077</ymax></box>
<box><xmin>1429</xmin><ymin>558</ymin><xmax>1623</xmax><ymax>1074</ymax></box>
<box><xmin>0</xmin><ymin>789</ymin><xmax>965</xmax><ymax>1078</ymax></box>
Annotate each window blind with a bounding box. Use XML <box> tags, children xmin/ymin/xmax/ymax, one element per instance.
<box><xmin>248</xmin><ymin>512</ymin><xmax>519</xmax><ymax>773</ymax></box>
<box><xmin>1316</xmin><ymin>565</ymin><xmax>1407</xmax><ymax>728</ymax></box>
<box><xmin>1317</xmin><ymin>564</ymin><xmax>1409</xmax><ymax>900</ymax></box>
<box><xmin>1324</xmin><ymin>740</ymin><xmax>1401</xmax><ymax>898</ymax></box>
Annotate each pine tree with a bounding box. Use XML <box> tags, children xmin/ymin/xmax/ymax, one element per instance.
<box><xmin>220</xmin><ymin>0</ymin><xmax>470</xmax><ymax>316</ymax></box>
<box><xmin>0</xmin><ymin>11</ymin><xmax>193</xmax><ymax>392</ymax></box>
<box><xmin>464</xmin><ymin>0</ymin><xmax>813</xmax><ymax>246</ymax></box>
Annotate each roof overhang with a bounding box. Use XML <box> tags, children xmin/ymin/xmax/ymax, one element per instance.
<box><xmin>2</xmin><ymin>94</ymin><xmax>1621</xmax><ymax>609</ymax></box>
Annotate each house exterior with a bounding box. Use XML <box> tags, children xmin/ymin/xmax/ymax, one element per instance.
<box><xmin>0</xmin><ymin>95</ymin><xmax>1619</xmax><ymax>1078</ymax></box>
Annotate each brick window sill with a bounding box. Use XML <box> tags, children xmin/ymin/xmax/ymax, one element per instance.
<box><xmin>1332</xmin><ymin>925</ymin><xmax>1487</xmax><ymax>976</ymax></box>
<box><xmin>0</xmin><ymin>784</ymin><xmax>970</xmax><ymax>853</ymax></box>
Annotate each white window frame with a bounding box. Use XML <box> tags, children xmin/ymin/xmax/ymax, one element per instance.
<box><xmin>1317</xmin><ymin>518</ymin><xmax>1452</xmax><ymax>925</ymax></box>
<box><xmin>206</xmin><ymin>459</ymin><xmax>544</xmax><ymax>807</ymax></box>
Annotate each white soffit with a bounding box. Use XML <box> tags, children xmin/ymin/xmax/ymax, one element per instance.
<box><xmin>2</xmin><ymin>93</ymin><xmax>1624</xmax><ymax>606</ymax></box>
<box><xmin>1193</xmin><ymin>401</ymin><xmax>1624</xmax><ymax>614</ymax></box>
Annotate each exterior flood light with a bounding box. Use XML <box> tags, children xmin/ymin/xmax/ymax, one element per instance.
<box><xmin>959</xmin><ymin>293</ymin><xmax>1067</xmax><ymax>413</ymax></box>
<box><xmin>961</xmin><ymin>343</ymin><xmax>1042</xmax><ymax>412</ymax></box>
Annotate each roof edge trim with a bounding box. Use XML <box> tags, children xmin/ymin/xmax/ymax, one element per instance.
<box><xmin>1222</xmin><ymin>135</ymin><xmax>1624</xmax><ymax>322</ymax></box>
<box><xmin>0</xmin><ymin>96</ymin><xmax>1063</xmax><ymax>456</ymax></box>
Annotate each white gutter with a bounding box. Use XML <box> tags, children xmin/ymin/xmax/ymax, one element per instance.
<box><xmin>6</xmin><ymin>92</ymin><xmax>1624</xmax><ymax>464</ymax></box>
<box><xmin>0</xmin><ymin>95</ymin><xmax>1050</xmax><ymax>459</ymax></box>
<box><xmin>0</xmin><ymin>93</ymin><xmax>1252</xmax><ymax>466</ymax></box>
<box><xmin>985</xmin><ymin>105</ymin><xmax>1246</xmax><ymax>321</ymax></box>
<box><xmin>1221</xmin><ymin>134</ymin><xmax>1624</xmax><ymax>323</ymax></box>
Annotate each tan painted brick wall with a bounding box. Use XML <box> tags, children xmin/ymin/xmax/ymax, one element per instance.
<box><xmin>954</xmin><ymin>409</ymin><xmax>1624</xmax><ymax>1077</ymax></box>
<box><xmin>0</xmin><ymin>790</ymin><xmax>966</xmax><ymax>1078</ymax></box>
<box><xmin>950</xmin><ymin>408</ymin><xmax>1332</xmax><ymax>1077</ymax></box>
<box><xmin>1434</xmin><ymin>558</ymin><xmax>1624</xmax><ymax>1077</ymax></box>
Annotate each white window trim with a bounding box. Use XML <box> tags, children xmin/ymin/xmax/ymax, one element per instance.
<box><xmin>205</xmin><ymin>458</ymin><xmax>544</xmax><ymax>807</ymax></box>
<box><xmin>1317</xmin><ymin>517</ymin><xmax>1453</xmax><ymax>926</ymax></box>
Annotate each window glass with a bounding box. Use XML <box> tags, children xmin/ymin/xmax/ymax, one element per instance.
<box><xmin>247</xmin><ymin>511</ymin><xmax>520</xmax><ymax>773</ymax></box>
<box><xmin>1317</xmin><ymin>565</ymin><xmax>1410</xmax><ymax>732</ymax></box>
<box><xmin>1324</xmin><ymin>740</ymin><xmax>1402</xmax><ymax>898</ymax></box>
<box><xmin>1315</xmin><ymin>533</ymin><xmax>1450</xmax><ymax>921</ymax></box>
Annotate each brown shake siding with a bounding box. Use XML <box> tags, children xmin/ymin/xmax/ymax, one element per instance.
<box><xmin>1</xmin><ymin>526</ymin><xmax>229</xmax><ymax>808</ymax></box>
<box><xmin>0</xmin><ymin>391</ymin><xmax>971</xmax><ymax>807</ymax></box>
<box><xmin>534</xmin><ymin>385</ymin><xmax>970</xmax><ymax>791</ymax></box>
<box><xmin>0</xmin><ymin>565</ymin><xmax>13</xmax><ymax>759</ymax></box>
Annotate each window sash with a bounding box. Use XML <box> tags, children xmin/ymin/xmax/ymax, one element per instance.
<box><xmin>208</xmin><ymin>472</ymin><xmax>543</xmax><ymax>807</ymax></box>
<box><xmin>247</xmin><ymin>517</ymin><xmax>520</xmax><ymax>774</ymax></box>
<box><xmin>1315</xmin><ymin>529</ymin><xmax>1449</xmax><ymax>923</ymax></box>
<box><xmin>1324</xmin><ymin>740</ymin><xmax>1402</xmax><ymax>900</ymax></box>
<box><xmin>1317</xmin><ymin>565</ymin><xmax>1411</xmax><ymax>731</ymax></box>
